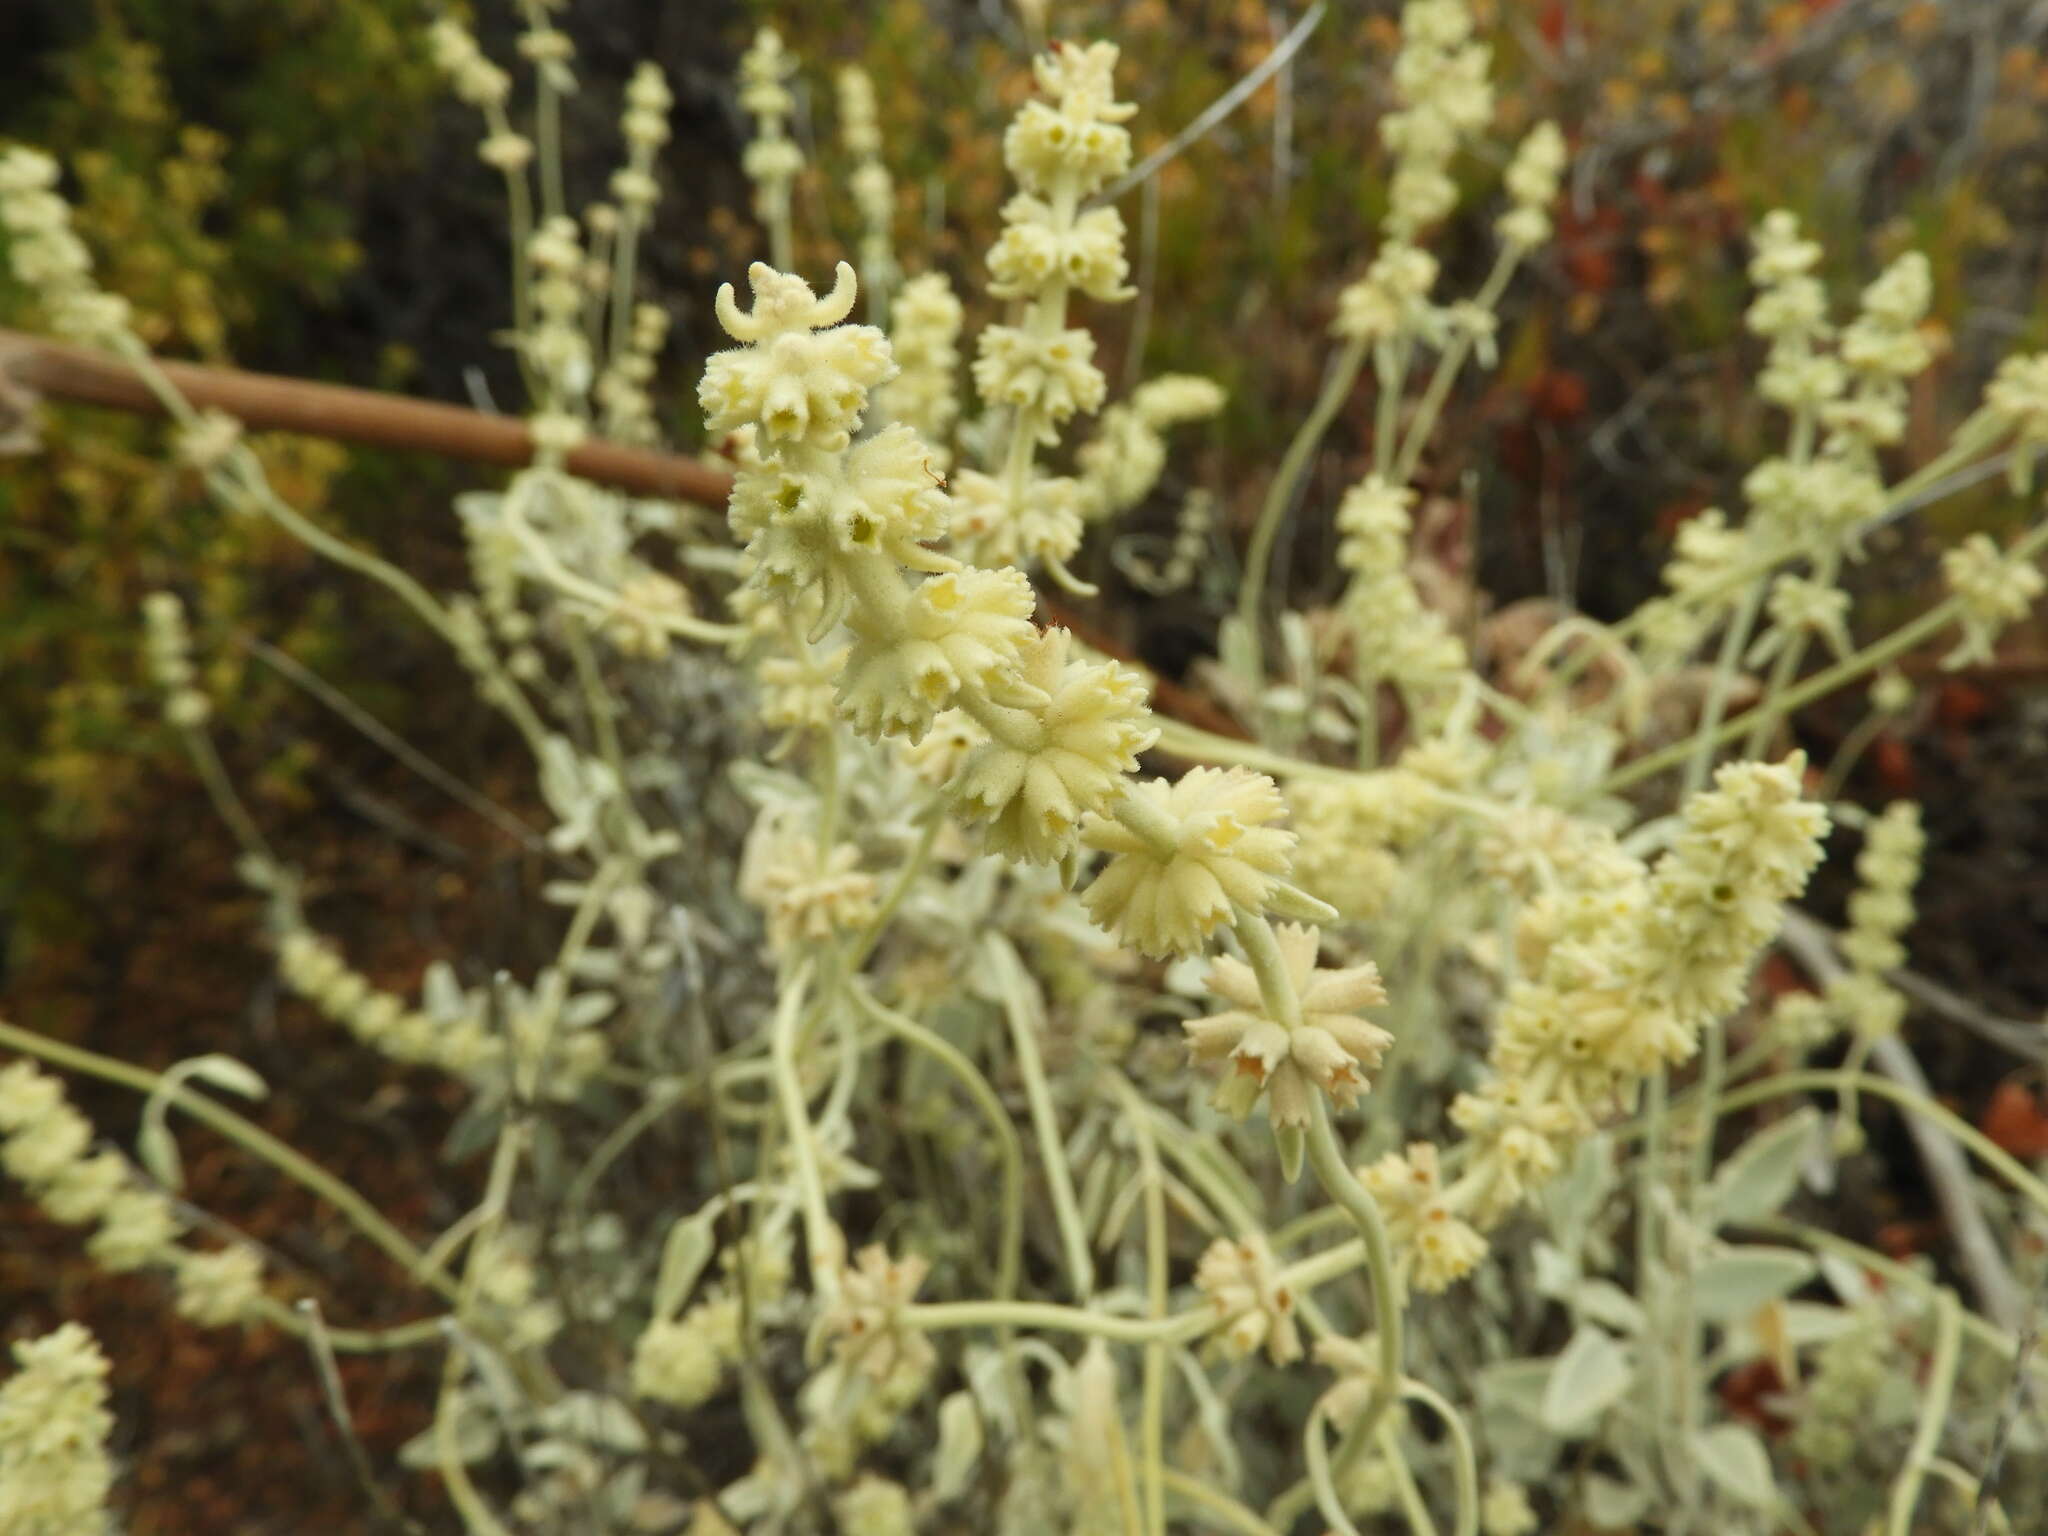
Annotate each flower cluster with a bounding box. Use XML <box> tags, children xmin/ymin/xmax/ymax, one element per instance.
<box><xmin>739</xmin><ymin>29</ymin><xmax>804</xmax><ymax>253</ymax></box>
<box><xmin>1335</xmin><ymin>476</ymin><xmax>1470</xmax><ymax>717</ymax></box>
<box><xmin>142</xmin><ymin>590</ymin><xmax>210</xmax><ymax>728</ymax></box>
<box><xmin>1185</xmin><ymin>923</ymin><xmax>1391</xmax><ymax>1129</ymax></box>
<box><xmin>634</xmin><ymin>1295</ymin><xmax>745</xmax><ymax>1410</ymax></box>
<box><xmin>1497</xmin><ymin>121</ymin><xmax>1566</xmax><ymax>250</ymax></box>
<box><xmin>819</xmin><ymin>1245</ymin><xmax>934</xmax><ymax>1382</ymax></box>
<box><xmin>1194</xmin><ymin>1234</ymin><xmax>1302</xmax><ymax>1363</ymax></box>
<box><xmin>1381</xmin><ymin>0</ymin><xmax>1494</xmax><ymax>238</ymax></box>
<box><xmin>1826</xmin><ymin>800</ymin><xmax>1923</xmax><ymax>1040</ymax></box>
<box><xmin>836</xmin><ymin>66</ymin><xmax>897</xmax><ymax>309</ymax></box>
<box><xmin>873</xmin><ymin>273</ymin><xmax>964</xmax><ymax>462</ymax></box>
<box><xmin>1073</xmin><ymin>375</ymin><xmax>1227</xmax><ymax>521</ymax></box>
<box><xmin>0</xmin><ymin>146</ymin><xmax>128</xmax><ymax>345</ymax></box>
<box><xmin>738</xmin><ymin>806</ymin><xmax>880</xmax><ymax>953</ymax></box>
<box><xmin>1985</xmin><ymin>352</ymin><xmax>2048</xmax><ymax>489</ymax></box>
<box><xmin>963</xmin><ymin>41</ymin><xmax>1136</xmax><ymax>579</ymax></box>
<box><xmin>0</xmin><ymin>1323</ymin><xmax>115</xmax><ymax>1533</ymax></box>
<box><xmin>1080</xmin><ymin>768</ymin><xmax>1296</xmax><ymax>958</ymax></box>
<box><xmin>953</xmin><ymin>629</ymin><xmax>1156</xmax><ymax>865</ymax></box>
<box><xmin>1941</xmin><ymin>531</ymin><xmax>2044</xmax><ymax>668</ymax></box>
<box><xmin>429</xmin><ymin>18</ymin><xmax>530</xmax><ymax>172</ymax></box>
<box><xmin>1358</xmin><ymin>1142</ymin><xmax>1488</xmax><ymax>1292</ymax></box>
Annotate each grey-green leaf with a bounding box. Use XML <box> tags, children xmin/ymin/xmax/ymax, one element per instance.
<box><xmin>1695</xmin><ymin>1246</ymin><xmax>1817</xmax><ymax>1322</ymax></box>
<box><xmin>1692</xmin><ymin>1422</ymin><xmax>1778</xmax><ymax>1509</ymax></box>
<box><xmin>183</xmin><ymin>1054</ymin><xmax>269</xmax><ymax>1101</ymax></box>
<box><xmin>651</xmin><ymin>1210</ymin><xmax>718</xmax><ymax>1322</ymax></box>
<box><xmin>1541</xmin><ymin>1325</ymin><xmax>1634</xmax><ymax>1434</ymax></box>
<box><xmin>1707</xmin><ymin>1108</ymin><xmax>1819</xmax><ymax>1228</ymax></box>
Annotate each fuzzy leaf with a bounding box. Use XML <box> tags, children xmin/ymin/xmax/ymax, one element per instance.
<box><xmin>183</xmin><ymin>1055</ymin><xmax>269</xmax><ymax>1100</ymax></box>
<box><xmin>1541</xmin><ymin>1325</ymin><xmax>1634</xmax><ymax>1433</ymax></box>
<box><xmin>1583</xmin><ymin>1474</ymin><xmax>1650</xmax><ymax>1527</ymax></box>
<box><xmin>136</xmin><ymin>1117</ymin><xmax>182</xmax><ymax>1191</ymax></box>
<box><xmin>537</xmin><ymin>1392</ymin><xmax>647</xmax><ymax>1453</ymax></box>
<box><xmin>1545</xmin><ymin>1135</ymin><xmax>1614</xmax><ymax>1242</ymax></box>
<box><xmin>1695</xmin><ymin>1246</ymin><xmax>1817</xmax><ymax>1322</ymax></box>
<box><xmin>1706</xmin><ymin>1108</ymin><xmax>1820</xmax><ymax>1228</ymax></box>
<box><xmin>1574</xmin><ymin>1278</ymin><xmax>1647</xmax><ymax>1336</ymax></box>
<box><xmin>1692</xmin><ymin>1423</ymin><xmax>1778</xmax><ymax>1508</ymax></box>
<box><xmin>1477</xmin><ymin>1358</ymin><xmax>1554</xmax><ymax>1425</ymax></box>
<box><xmin>652</xmin><ymin>1210</ymin><xmax>719</xmax><ymax>1321</ymax></box>
<box><xmin>931</xmin><ymin>1390</ymin><xmax>984</xmax><ymax>1502</ymax></box>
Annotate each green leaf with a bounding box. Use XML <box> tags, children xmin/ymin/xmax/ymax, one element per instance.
<box><xmin>183</xmin><ymin>1054</ymin><xmax>269</xmax><ymax>1100</ymax></box>
<box><xmin>1541</xmin><ymin>1325</ymin><xmax>1635</xmax><ymax>1434</ymax></box>
<box><xmin>1584</xmin><ymin>1474</ymin><xmax>1650</xmax><ymax>1527</ymax></box>
<box><xmin>1546</xmin><ymin>1135</ymin><xmax>1615</xmax><ymax>1242</ymax></box>
<box><xmin>1273</xmin><ymin>1124</ymin><xmax>1306</xmax><ymax>1184</ymax></box>
<box><xmin>1692</xmin><ymin>1423</ymin><xmax>1778</xmax><ymax>1509</ymax></box>
<box><xmin>652</xmin><ymin>1209</ymin><xmax>719</xmax><ymax>1322</ymax></box>
<box><xmin>931</xmin><ymin>1391</ymin><xmax>984</xmax><ymax>1502</ymax></box>
<box><xmin>1477</xmin><ymin>1358</ymin><xmax>1555</xmax><ymax>1425</ymax></box>
<box><xmin>1695</xmin><ymin>1246</ymin><xmax>1818</xmax><ymax>1322</ymax></box>
<box><xmin>1574</xmin><ymin>1278</ymin><xmax>1647</xmax><ymax>1336</ymax></box>
<box><xmin>1707</xmin><ymin>1108</ymin><xmax>1819</xmax><ymax>1228</ymax></box>
<box><xmin>136</xmin><ymin>1116</ymin><xmax>182</xmax><ymax>1191</ymax></box>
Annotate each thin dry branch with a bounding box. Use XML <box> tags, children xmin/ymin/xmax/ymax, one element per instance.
<box><xmin>0</xmin><ymin>328</ymin><xmax>735</xmax><ymax>505</ymax></box>
<box><xmin>0</xmin><ymin>327</ymin><xmax>1250</xmax><ymax>739</ymax></box>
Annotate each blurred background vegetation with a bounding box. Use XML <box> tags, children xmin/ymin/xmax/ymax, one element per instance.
<box><xmin>4</xmin><ymin>0</ymin><xmax>2048</xmax><ymax>1527</ymax></box>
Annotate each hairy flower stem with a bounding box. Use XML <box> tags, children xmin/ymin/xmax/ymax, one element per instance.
<box><xmin>1391</xmin><ymin>247</ymin><xmax>1520</xmax><ymax>486</ymax></box>
<box><xmin>0</xmin><ymin>1017</ymin><xmax>459</xmax><ymax>1306</ymax></box>
<box><xmin>1889</xmin><ymin>1287</ymin><xmax>1965</xmax><ymax>1536</ymax></box>
<box><xmin>987</xmin><ymin>935</ymin><xmax>1095</xmax><ymax>1299</ymax></box>
<box><xmin>435</xmin><ymin>1118</ymin><xmax>528</xmax><ymax>1536</ymax></box>
<box><xmin>1236</xmin><ymin>335</ymin><xmax>1370</xmax><ymax>705</ymax></box>
<box><xmin>1601</xmin><ymin>515</ymin><xmax>2048</xmax><ymax>797</ymax></box>
<box><xmin>1107</xmin><ymin>1071</ymin><xmax>1169</xmax><ymax>1536</ymax></box>
<box><xmin>176</xmin><ymin>721</ymin><xmax>277</xmax><ymax>870</ymax></box>
<box><xmin>1303</xmin><ymin>1095</ymin><xmax>1405</xmax><ymax>1448</ymax></box>
<box><xmin>1745</xmin><ymin>545</ymin><xmax>1843</xmax><ymax>759</ymax></box>
<box><xmin>768</xmin><ymin>968</ymin><xmax>840</xmax><ymax>1290</ymax></box>
<box><xmin>1683</xmin><ymin>573</ymin><xmax>1769</xmax><ymax>796</ymax></box>
<box><xmin>850</xmin><ymin>984</ymin><xmax>1030</xmax><ymax>1429</ymax></box>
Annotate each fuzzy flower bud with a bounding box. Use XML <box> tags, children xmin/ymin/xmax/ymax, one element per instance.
<box><xmin>1081</xmin><ymin>768</ymin><xmax>1297</xmax><ymax>957</ymax></box>
<box><xmin>1194</xmin><ymin>1233</ymin><xmax>1302</xmax><ymax>1363</ymax></box>
<box><xmin>701</xmin><ymin>262</ymin><xmax>893</xmax><ymax>453</ymax></box>
<box><xmin>821</xmin><ymin>1245</ymin><xmax>933</xmax><ymax>1381</ymax></box>
<box><xmin>1357</xmin><ymin>1142</ymin><xmax>1487</xmax><ymax>1291</ymax></box>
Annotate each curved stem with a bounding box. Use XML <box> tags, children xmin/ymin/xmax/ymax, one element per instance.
<box><xmin>1236</xmin><ymin>336</ymin><xmax>1371</xmax><ymax>703</ymax></box>
<box><xmin>1160</xmin><ymin>1468</ymin><xmax>1285</xmax><ymax>1536</ymax></box>
<box><xmin>1304</xmin><ymin>1393</ymin><xmax>1365</xmax><ymax>1536</ymax></box>
<box><xmin>1715</xmin><ymin>1069</ymin><xmax>2048</xmax><ymax>1221</ymax></box>
<box><xmin>1603</xmin><ymin>516</ymin><xmax>2048</xmax><ymax>797</ymax></box>
<box><xmin>1304</xmin><ymin>1095</ymin><xmax>1404</xmax><ymax>1444</ymax></box>
<box><xmin>1888</xmin><ymin>1286</ymin><xmax>1964</xmax><ymax>1536</ymax></box>
<box><xmin>1402</xmin><ymin>1378</ymin><xmax>1479</xmax><ymax>1536</ymax></box>
<box><xmin>1107</xmin><ymin>1071</ymin><xmax>1169</xmax><ymax>1536</ymax></box>
<box><xmin>0</xmin><ymin>1018</ymin><xmax>456</xmax><ymax>1304</ymax></box>
<box><xmin>768</xmin><ymin>968</ymin><xmax>837</xmax><ymax>1289</ymax></box>
<box><xmin>987</xmin><ymin>935</ymin><xmax>1094</xmax><ymax>1300</ymax></box>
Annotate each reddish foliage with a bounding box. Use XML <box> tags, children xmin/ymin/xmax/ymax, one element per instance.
<box><xmin>1980</xmin><ymin>1078</ymin><xmax>2048</xmax><ymax>1159</ymax></box>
